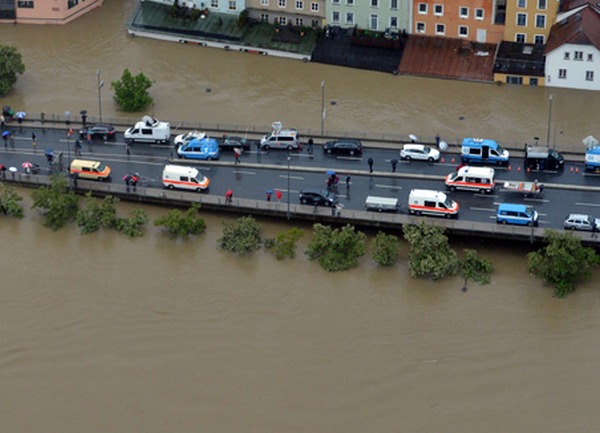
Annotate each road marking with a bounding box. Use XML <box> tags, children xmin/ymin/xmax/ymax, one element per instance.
<box><xmin>279</xmin><ymin>174</ymin><xmax>304</xmax><ymax>180</ymax></box>
<box><xmin>234</xmin><ymin>170</ymin><xmax>255</xmax><ymax>175</ymax></box>
<box><xmin>336</xmin><ymin>156</ymin><xmax>362</xmax><ymax>161</ymax></box>
<box><xmin>375</xmin><ymin>184</ymin><xmax>402</xmax><ymax>190</ymax></box>
<box><xmin>575</xmin><ymin>202</ymin><xmax>600</xmax><ymax>207</ymax></box>
<box><xmin>524</xmin><ymin>198</ymin><xmax>549</xmax><ymax>202</ymax></box>
<box><xmin>472</xmin><ymin>207</ymin><xmax>496</xmax><ymax>212</ymax></box>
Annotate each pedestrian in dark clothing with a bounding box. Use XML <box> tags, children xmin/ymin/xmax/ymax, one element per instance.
<box><xmin>345</xmin><ymin>175</ymin><xmax>351</xmax><ymax>187</ymax></box>
<box><xmin>3</xmin><ymin>134</ymin><xmax>8</xmax><ymax>147</ymax></box>
<box><xmin>81</xmin><ymin>113</ymin><xmax>87</xmax><ymax>127</ymax></box>
<box><xmin>435</xmin><ymin>134</ymin><xmax>441</xmax><ymax>147</ymax></box>
<box><xmin>367</xmin><ymin>157</ymin><xmax>374</xmax><ymax>173</ymax></box>
<box><xmin>32</xmin><ymin>132</ymin><xmax>37</xmax><ymax>151</ymax></box>
<box><xmin>124</xmin><ymin>174</ymin><xmax>131</xmax><ymax>192</ymax></box>
<box><xmin>307</xmin><ymin>138</ymin><xmax>314</xmax><ymax>153</ymax></box>
<box><xmin>130</xmin><ymin>173</ymin><xmax>139</xmax><ymax>191</ymax></box>
<box><xmin>126</xmin><ymin>139</ymin><xmax>132</xmax><ymax>155</ymax></box>
<box><xmin>74</xmin><ymin>139</ymin><xmax>82</xmax><ymax>157</ymax></box>
<box><xmin>266</xmin><ymin>191</ymin><xmax>272</xmax><ymax>201</ymax></box>
<box><xmin>391</xmin><ymin>158</ymin><xmax>398</xmax><ymax>173</ymax></box>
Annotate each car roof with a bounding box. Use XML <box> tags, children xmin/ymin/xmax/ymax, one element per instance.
<box><xmin>566</xmin><ymin>213</ymin><xmax>592</xmax><ymax>219</ymax></box>
<box><xmin>498</xmin><ymin>203</ymin><xmax>529</xmax><ymax>211</ymax></box>
<box><xmin>403</xmin><ymin>143</ymin><xmax>429</xmax><ymax>150</ymax></box>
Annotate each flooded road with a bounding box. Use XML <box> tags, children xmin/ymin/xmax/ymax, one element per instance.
<box><xmin>1</xmin><ymin>1</ymin><xmax>600</xmax><ymax>431</ymax></box>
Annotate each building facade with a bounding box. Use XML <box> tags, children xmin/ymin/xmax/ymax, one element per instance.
<box><xmin>412</xmin><ymin>0</ymin><xmax>504</xmax><ymax>43</ymax></box>
<box><xmin>0</xmin><ymin>0</ymin><xmax>103</xmax><ymax>24</ymax></box>
<box><xmin>245</xmin><ymin>0</ymin><xmax>325</xmax><ymax>27</ymax></box>
<box><xmin>327</xmin><ymin>0</ymin><xmax>411</xmax><ymax>33</ymax></box>
<box><xmin>503</xmin><ymin>0</ymin><xmax>560</xmax><ymax>44</ymax></box>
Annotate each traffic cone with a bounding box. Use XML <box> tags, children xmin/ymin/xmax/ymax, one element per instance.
<box><xmin>507</xmin><ymin>165</ymin><xmax>511</xmax><ymax>171</ymax></box>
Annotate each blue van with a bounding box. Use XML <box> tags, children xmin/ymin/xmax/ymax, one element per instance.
<box><xmin>461</xmin><ymin>138</ymin><xmax>510</xmax><ymax>166</ymax></box>
<box><xmin>496</xmin><ymin>203</ymin><xmax>538</xmax><ymax>226</ymax></box>
<box><xmin>585</xmin><ymin>146</ymin><xmax>600</xmax><ymax>172</ymax></box>
<box><xmin>177</xmin><ymin>137</ymin><xmax>220</xmax><ymax>160</ymax></box>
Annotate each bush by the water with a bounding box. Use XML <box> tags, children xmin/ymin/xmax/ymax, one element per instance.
<box><xmin>219</xmin><ymin>216</ymin><xmax>262</xmax><ymax>253</ymax></box>
<box><xmin>0</xmin><ymin>185</ymin><xmax>24</xmax><ymax>219</ymax></box>
<box><xmin>305</xmin><ymin>223</ymin><xmax>366</xmax><ymax>271</ymax></box>
<box><xmin>154</xmin><ymin>204</ymin><xmax>206</xmax><ymax>239</ymax></box>
<box><xmin>265</xmin><ymin>227</ymin><xmax>304</xmax><ymax>260</ymax></box>
<box><xmin>31</xmin><ymin>175</ymin><xmax>79</xmax><ymax>231</ymax></box>
<box><xmin>371</xmin><ymin>231</ymin><xmax>400</xmax><ymax>266</ymax></box>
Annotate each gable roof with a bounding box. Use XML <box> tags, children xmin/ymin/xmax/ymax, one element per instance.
<box><xmin>546</xmin><ymin>5</ymin><xmax>600</xmax><ymax>53</ymax></box>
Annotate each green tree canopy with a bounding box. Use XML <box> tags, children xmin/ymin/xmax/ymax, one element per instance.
<box><xmin>305</xmin><ymin>223</ymin><xmax>366</xmax><ymax>271</ymax></box>
<box><xmin>460</xmin><ymin>249</ymin><xmax>493</xmax><ymax>290</ymax></box>
<box><xmin>403</xmin><ymin>222</ymin><xmax>459</xmax><ymax>280</ymax></box>
<box><xmin>0</xmin><ymin>185</ymin><xmax>24</xmax><ymax>219</ymax></box>
<box><xmin>219</xmin><ymin>216</ymin><xmax>262</xmax><ymax>254</ymax></box>
<box><xmin>371</xmin><ymin>231</ymin><xmax>400</xmax><ymax>266</ymax></box>
<box><xmin>528</xmin><ymin>230</ymin><xmax>600</xmax><ymax>298</ymax></box>
<box><xmin>111</xmin><ymin>68</ymin><xmax>153</xmax><ymax>112</ymax></box>
<box><xmin>154</xmin><ymin>204</ymin><xmax>206</xmax><ymax>239</ymax></box>
<box><xmin>31</xmin><ymin>175</ymin><xmax>79</xmax><ymax>230</ymax></box>
<box><xmin>116</xmin><ymin>209</ymin><xmax>149</xmax><ymax>237</ymax></box>
<box><xmin>0</xmin><ymin>45</ymin><xmax>25</xmax><ymax>97</ymax></box>
<box><xmin>265</xmin><ymin>227</ymin><xmax>304</xmax><ymax>260</ymax></box>
<box><xmin>76</xmin><ymin>193</ymin><xmax>119</xmax><ymax>234</ymax></box>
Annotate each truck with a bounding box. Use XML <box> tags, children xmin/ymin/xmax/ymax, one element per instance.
<box><xmin>461</xmin><ymin>138</ymin><xmax>510</xmax><ymax>166</ymax></box>
<box><xmin>524</xmin><ymin>145</ymin><xmax>564</xmax><ymax>171</ymax></box>
<box><xmin>124</xmin><ymin>115</ymin><xmax>171</xmax><ymax>144</ymax></box>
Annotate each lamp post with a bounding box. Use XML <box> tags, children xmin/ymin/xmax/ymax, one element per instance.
<box><xmin>546</xmin><ymin>94</ymin><xmax>553</xmax><ymax>146</ymax></box>
<box><xmin>97</xmin><ymin>69</ymin><xmax>104</xmax><ymax>122</ymax></box>
<box><xmin>287</xmin><ymin>154</ymin><xmax>291</xmax><ymax>220</ymax></box>
<box><xmin>320</xmin><ymin>80</ymin><xmax>325</xmax><ymax>136</ymax></box>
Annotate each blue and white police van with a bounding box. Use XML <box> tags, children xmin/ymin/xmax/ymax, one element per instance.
<box><xmin>461</xmin><ymin>138</ymin><xmax>510</xmax><ymax>166</ymax></box>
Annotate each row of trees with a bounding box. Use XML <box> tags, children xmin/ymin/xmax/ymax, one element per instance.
<box><xmin>1</xmin><ymin>44</ymin><xmax>152</xmax><ymax>112</ymax></box>
<box><xmin>1</xmin><ymin>177</ymin><xmax>598</xmax><ymax>297</ymax></box>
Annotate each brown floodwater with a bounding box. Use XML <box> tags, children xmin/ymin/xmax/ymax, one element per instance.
<box><xmin>1</xmin><ymin>1</ymin><xmax>600</xmax><ymax>431</ymax></box>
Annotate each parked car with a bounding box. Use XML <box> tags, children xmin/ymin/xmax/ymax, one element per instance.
<box><xmin>496</xmin><ymin>203</ymin><xmax>538</xmax><ymax>226</ymax></box>
<box><xmin>174</xmin><ymin>130</ymin><xmax>206</xmax><ymax>146</ymax></box>
<box><xmin>564</xmin><ymin>213</ymin><xmax>600</xmax><ymax>231</ymax></box>
<box><xmin>400</xmin><ymin>143</ymin><xmax>440</xmax><ymax>162</ymax></box>
<box><xmin>217</xmin><ymin>136</ymin><xmax>255</xmax><ymax>151</ymax></box>
<box><xmin>323</xmin><ymin>139</ymin><xmax>363</xmax><ymax>156</ymax></box>
<box><xmin>177</xmin><ymin>137</ymin><xmax>220</xmax><ymax>160</ymax></box>
<box><xmin>78</xmin><ymin>124</ymin><xmax>116</xmax><ymax>140</ymax></box>
<box><xmin>299</xmin><ymin>188</ymin><xmax>338</xmax><ymax>207</ymax></box>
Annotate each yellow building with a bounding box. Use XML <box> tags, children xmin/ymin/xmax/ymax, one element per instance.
<box><xmin>504</xmin><ymin>0</ymin><xmax>560</xmax><ymax>44</ymax></box>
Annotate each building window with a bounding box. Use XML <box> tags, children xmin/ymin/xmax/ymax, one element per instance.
<box><xmin>459</xmin><ymin>6</ymin><xmax>469</xmax><ymax>18</ymax></box>
<box><xmin>534</xmin><ymin>35</ymin><xmax>544</xmax><ymax>44</ymax></box>
<box><xmin>418</xmin><ymin>3</ymin><xmax>427</xmax><ymax>13</ymax></box>
<box><xmin>535</xmin><ymin>14</ymin><xmax>546</xmax><ymax>28</ymax></box>
<box><xmin>434</xmin><ymin>4</ymin><xmax>443</xmax><ymax>15</ymax></box>
<box><xmin>390</xmin><ymin>0</ymin><xmax>398</xmax><ymax>9</ymax></box>
<box><xmin>586</xmin><ymin>71</ymin><xmax>594</xmax><ymax>81</ymax></box>
<box><xmin>296</xmin><ymin>0</ymin><xmax>303</xmax><ymax>9</ymax></box>
<box><xmin>332</xmin><ymin>11</ymin><xmax>340</xmax><ymax>22</ymax></box>
<box><xmin>558</xmin><ymin>69</ymin><xmax>567</xmax><ymax>79</ymax></box>
<box><xmin>588</xmin><ymin>53</ymin><xmax>594</xmax><ymax>61</ymax></box>
<box><xmin>260</xmin><ymin>13</ymin><xmax>269</xmax><ymax>21</ymax></box>
<box><xmin>370</xmin><ymin>14</ymin><xmax>379</xmax><ymax>29</ymax></box>
<box><xmin>228</xmin><ymin>1</ymin><xmax>237</xmax><ymax>9</ymax></box>
<box><xmin>67</xmin><ymin>0</ymin><xmax>79</xmax><ymax>8</ymax></box>
<box><xmin>261</xmin><ymin>0</ymin><xmax>268</xmax><ymax>5</ymax></box>
<box><xmin>416</xmin><ymin>22</ymin><xmax>425</xmax><ymax>32</ymax></box>
<box><xmin>211</xmin><ymin>0</ymin><xmax>218</xmax><ymax>7</ymax></box>
<box><xmin>347</xmin><ymin>0</ymin><xmax>354</xmax><ymax>4</ymax></box>
<box><xmin>564</xmin><ymin>52</ymin><xmax>570</xmax><ymax>60</ymax></box>
<box><xmin>346</xmin><ymin>12</ymin><xmax>354</xmax><ymax>23</ymax></box>
<box><xmin>371</xmin><ymin>0</ymin><xmax>379</xmax><ymax>6</ymax></box>
<box><xmin>507</xmin><ymin>76</ymin><xmax>524</xmax><ymax>84</ymax></box>
<box><xmin>458</xmin><ymin>25</ymin><xmax>468</xmax><ymax>37</ymax></box>
<box><xmin>517</xmin><ymin>0</ymin><xmax>526</xmax><ymax>7</ymax></box>
<box><xmin>311</xmin><ymin>19</ymin><xmax>319</xmax><ymax>26</ymax></box>
<box><xmin>17</xmin><ymin>0</ymin><xmax>34</xmax><ymax>7</ymax></box>
<box><xmin>436</xmin><ymin>23</ymin><xmax>445</xmax><ymax>34</ymax></box>
<box><xmin>538</xmin><ymin>0</ymin><xmax>546</xmax><ymax>9</ymax></box>
<box><xmin>311</xmin><ymin>2</ymin><xmax>319</xmax><ymax>11</ymax></box>
<box><xmin>332</xmin><ymin>0</ymin><xmax>340</xmax><ymax>4</ymax></box>
<box><xmin>278</xmin><ymin>0</ymin><xmax>286</xmax><ymax>7</ymax></box>
<box><xmin>278</xmin><ymin>16</ymin><xmax>287</xmax><ymax>24</ymax></box>
<box><xmin>530</xmin><ymin>78</ymin><xmax>538</xmax><ymax>85</ymax></box>
<box><xmin>574</xmin><ymin>51</ymin><xmax>583</xmax><ymax>60</ymax></box>
<box><xmin>515</xmin><ymin>33</ymin><xmax>526</xmax><ymax>43</ymax></box>
<box><xmin>390</xmin><ymin>16</ymin><xmax>398</xmax><ymax>28</ymax></box>
<box><xmin>295</xmin><ymin>17</ymin><xmax>304</xmax><ymax>25</ymax></box>
<box><xmin>517</xmin><ymin>13</ymin><xmax>527</xmax><ymax>26</ymax></box>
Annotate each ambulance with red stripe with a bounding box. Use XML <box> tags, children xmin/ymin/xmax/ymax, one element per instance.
<box><xmin>69</xmin><ymin>159</ymin><xmax>111</xmax><ymax>181</ymax></box>
<box><xmin>408</xmin><ymin>189</ymin><xmax>459</xmax><ymax>218</ymax></box>
<box><xmin>445</xmin><ymin>166</ymin><xmax>495</xmax><ymax>194</ymax></box>
<box><xmin>162</xmin><ymin>165</ymin><xmax>210</xmax><ymax>192</ymax></box>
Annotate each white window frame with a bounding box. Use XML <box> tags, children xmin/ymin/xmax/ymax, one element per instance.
<box><xmin>311</xmin><ymin>2</ymin><xmax>318</xmax><ymax>11</ymax></box>
<box><xmin>278</xmin><ymin>16</ymin><xmax>287</xmax><ymax>24</ymax></box>
<box><xmin>261</xmin><ymin>0</ymin><xmax>268</xmax><ymax>5</ymax></box>
<box><xmin>458</xmin><ymin>25</ymin><xmax>468</xmax><ymax>37</ymax></box>
<box><xmin>434</xmin><ymin>4</ymin><xmax>443</xmax><ymax>15</ymax></box>
<box><xmin>459</xmin><ymin>6</ymin><xmax>469</xmax><ymax>18</ymax></box>
<box><xmin>390</xmin><ymin>0</ymin><xmax>398</xmax><ymax>9</ymax></box>
<box><xmin>346</xmin><ymin>0</ymin><xmax>354</xmax><ymax>4</ymax></box>
<box><xmin>574</xmin><ymin>51</ymin><xmax>583</xmax><ymax>61</ymax></box>
<box><xmin>564</xmin><ymin>52</ymin><xmax>570</xmax><ymax>60</ymax></box>
<box><xmin>228</xmin><ymin>0</ymin><xmax>237</xmax><ymax>10</ymax></box>
<box><xmin>332</xmin><ymin>10</ymin><xmax>340</xmax><ymax>22</ymax></box>
<box><xmin>588</xmin><ymin>53</ymin><xmax>594</xmax><ymax>61</ymax></box>
<box><xmin>295</xmin><ymin>17</ymin><xmax>303</xmax><ymax>25</ymax></box>
<box><xmin>515</xmin><ymin>33</ymin><xmax>526</xmax><ymax>43</ymax></box>
<box><xmin>558</xmin><ymin>68</ymin><xmax>567</xmax><ymax>79</ymax></box>
<box><xmin>435</xmin><ymin>23</ymin><xmax>445</xmax><ymax>34</ymax></box>
<box><xmin>517</xmin><ymin>0</ymin><xmax>526</xmax><ymax>7</ymax></box>
<box><xmin>516</xmin><ymin>13</ymin><xmax>527</xmax><ymax>27</ymax></box>
<box><xmin>370</xmin><ymin>13</ymin><xmax>379</xmax><ymax>29</ymax></box>
<box><xmin>260</xmin><ymin>12</ymin><xmax>269</xmax><ymax>21</ymax></box>
<box><xmin>538</xmin><ymin>0</ymin><xmax>546</xmax><ymax>9</ymax></box>
<box><xmin>346</xmin><ymin>12</ymin><xmax>354</xmax><ymax>24</ymax></box>
<box><xmin>416</xmin><ymin>21</ymin><xmax>426</xmax><ymax>32</ymax></box>
<box><xmin>295</xmin><ymin>0</ymin><xmax>303</xmax><ymax>10</ymax></box>
<box><xmin>332</xmin><ymin>0</ymin><xmax>340</xmax><ymax>4</ymax></box>
<box><xmin>278</xmin><ymin>0</ymin><xmax>286</xmax><ymax>7</ymax></box>
<box><xmin>475</xmin><ymin>8</ymin><xmax>484</xmax><ymax>20</ymax></box>
<box><xmin>389</xmin><ymin>16</ymin><xmax>398</xmax><ymax>28</ymax></box>
<box><xmin>418</xmin><ymin>3</ymin><xmax>427</xmax><ymax>14</ymax></box>
<box><xmin>370</xmin><ymin>0</ymin><xmax>379</xmax><ymax>7</ymax></box>
<box><xmin>534</xmin><ymin>34</ymin><xmax>544</xmax><ymax>44</ymax></box>
<box><xmin>586</xmin><ymin>70</ymin><xmax>594</xmax><ymax>81</ymax></box>
<box><xmin>535</xmin><ymin>13</ymin><xmax>546</xmax><ymax>28</ymax></box>
<box><xmin>211</xmin><ymin>0</ymin><xmax>218</xmax><ymax>8</ymax></box>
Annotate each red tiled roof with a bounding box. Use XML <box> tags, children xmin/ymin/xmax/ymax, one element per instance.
<box><xmin>398</xmin><ymin>36</ymin><xmax>495</xmax><ymax>82</ymax></box>
<box><xmin>546</xmin><ymin>6</ymin><xmax>600</xmax><ymax>53</ymax></box>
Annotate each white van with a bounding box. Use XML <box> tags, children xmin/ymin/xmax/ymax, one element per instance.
<box><xmin>162</xmin><ymin>165</ymin><xmax>210</xmax><ymax>192</ymax></box>
<box><xmin>408</xmin><ymin>189</ymin><xmax>459</xmax><ymax>218</ymax></box>
<box><xmin>124</xmin><ymin>115</ymin><xmax>171</xmax><ymax>144</ymax></box>
<box><xmin>445</xmin><ymin>166</ymin><xmax>495</xmax><ymax>193</ymax></box>
<box><xmin>69</xmin><ymin>159</ymin><xmax>111</xmax><ymax>181</ymax></box>
<box><xmin>260</xmin><ymin>121</ymin><xmax>301</xmax><ymax>151</ymax></box>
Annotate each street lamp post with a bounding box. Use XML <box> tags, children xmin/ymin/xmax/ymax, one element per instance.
<box><xmin>97</xmin><ymin>69</ymin><xmax>104</xmax><ymax>122</ymax></box>
<box><xmin>546</xmin><ymin>94</ymin><xmax>553</xmax><ymax>146</ymax></box>
<box><xmin>320</xmin><ymin>80</ymin><xmax>325</xmax><ymax>136</ymax></box>
<box><xmin>287</xmin><ymin>155</ymin><xmax>291</xmax><ymax>220</ymax></box>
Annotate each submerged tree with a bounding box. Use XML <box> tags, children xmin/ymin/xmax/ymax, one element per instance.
<box><xmin>264</xmin><ymin>227</ymin><xmax>304</xmax><ymax>260</ymax></box>
<box><xmin>111</xmin><ymin>68</ymin><xmax>153</xmax><ymax>112</ymax></box>
<box><xmin>219</xmin><ymin>216</ymin><xmax>262</xmax><ymax>254</ymax></box>
<box><xmin>371</xmin><ymin>231</ymin><xmax>400</xmax><ymax>266</ymax></box>
<box><xmin>31</xmin><ymin>175</ymin><xmax>79</xmax><ymax>230</ymax></box>
<box><xmin>76</xmin><ymin>193</ymin><xmax>119</xmax><ymax>234</ymax></box>
<box><xmin>0</xmin><ymin>45</ymin><xmax>25</xmax><ymax>97</ymax></box>
<box><xmin>154</xmin><ymin>204</ymin><xmax>206</xmax><ymax>239</ymax></box>
<box><xmin>0</xmin><ymin>185</ymin><xmax>24</xmax><ymax>219</ymax></box>
<box><xmin>116</xmin><ymin>209</ymin><xmax>149</xmax><ymax>238</ymax></box>
<box><xmin>460</xmin><ymin>249</ymin><xmax>493</xmax><ymax>291</ymax></box>
<box><xmin>403</xmin><ymin>222</ymin><xmax>459</xmax><ymax>280</ymax></box>
<box><xmin>305</xmin><ymin>223</ymin><xmax>366</xmax><ymax>271</ymax></box>
<box><xmin>528</xmin><ymin>230</ymin><xmax>599</xmax><ymax>298</ymax></box>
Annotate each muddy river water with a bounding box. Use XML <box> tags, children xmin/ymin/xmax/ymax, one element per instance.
<box><xmin>1</xmin><ymin>1</ymin><xmax>599</xmax><ymax>432</ymax></box>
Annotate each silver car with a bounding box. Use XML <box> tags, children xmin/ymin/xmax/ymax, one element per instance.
<box><xmin>564</xmin><ymin>213</ymin><xmax>600</xmax><ymax>231</ymax></box>
<box><xmin>400</xmin><ymin>143</ymin><xmax>440</xmax><ymax>162</ymax></box>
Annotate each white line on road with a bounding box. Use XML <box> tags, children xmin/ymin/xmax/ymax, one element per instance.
<box><xmin>472</xmin><ymin>207</ymin><xmax>496</xmax><ymax>212</ymax></box>
<box><xmin>279</xmin><ymin>174</ymin><xmax>304</xmax><ymax>180</ymax></box>
<box><xmin>234</xmin><ymin>170</ymin><xmax>256</xmax><ymax>175</ymax></box>
<box><xmin>524</xmin><ymin>198</ymin><xmax>549</xmax><ymax>202</ymax></box>
<box><xmin>375</xmin><ymin>184</ymin><xmax>403</xmax><ymax>190</ymax></box>
<box><xmin>575</xmin><ymin>202</ymin><xmax>600</xmax><ymax>207</ymax></box>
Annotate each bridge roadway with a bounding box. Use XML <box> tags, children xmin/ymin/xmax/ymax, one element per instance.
<box><xmin>1</xmin><ymin>124</ymin><xmax>600</xmax><ymax>245</ymax></box>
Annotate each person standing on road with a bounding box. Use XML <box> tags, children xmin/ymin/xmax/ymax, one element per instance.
<box><xmin>307</xmin><ymin>138</ymin><xmax>314</xmax><ymax>154</ymax></box>
<box><xmin>391</xmin><ymin>158</ymin><xmax>398</xmax><ymax>173</ymax></box>
<box><xmin>126</xmin><ymin>139</ymin><xmax>132</xmax><ymax>155</ymax></box>
<box><xmin>345</xmin><ymin>174</ymin><xmax>351</xmax><ymax>187</ymax></box>
<box><xmin>234</xmin><ymin>148</ymin><xmax>241</xmax><ymax>165</ymax></box>
<box><xmin>74</xmin><ymin>139</ymin><xmax>82</xmax><ymax>157</ymax></box>
<box><xmin>367</xmin><ymin>157</ymin><xmax>374</xmax><ymax>173</ymax></box>
<box><xmin>31</xmin><ymin>132</ymin><xmax>37</xmax><ymax>151</ymax></box>
<box><xmin>225</xmin><ymin>189</ymin><xmax>233</xmax><ymax>204</ymax></box>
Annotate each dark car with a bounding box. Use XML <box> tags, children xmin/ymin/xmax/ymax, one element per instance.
<box><xmin>79</xmin><ymin>124</ymin><xmax>117</xmax><ymax>140</ymax></box>
<box><xmin>323</xmin><ymin>139</ymin><xmax>362</xmax><ymax>156</ymax></box>
<box><xmin>299</xmin><ymin>188</ymin><xmax>338</xmax><ymax>207</ymax></box>
<box><xmin>217</xmin><ymin>136</ymin><xmax>256</xmax><ymax>151</ymax></box>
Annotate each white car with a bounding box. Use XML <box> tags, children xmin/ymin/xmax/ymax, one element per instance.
<box><xmin>174</xmin><ymin>130</ymin><xmax>206</xmax><ymax>146</ymax></box>
<box><xmin>400</xmin><ymin>143</ymin><xmax>440</xmax><ymax>162</ymax></box>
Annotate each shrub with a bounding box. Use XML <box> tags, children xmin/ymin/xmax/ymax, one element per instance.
<box><xmin>219</xmin><ymin>216</ymin><xmax>262</xmax><ymax>254</ymax></box>
<box><xmin>403</xmin><ymin>222</ymin><xmax>459</xmax><ymax>280</ymax></box>
<box><xmin>76</xmin><ymin>193</ymin><xmax>119</xmax><ymax>234</ymax></box>
<box><xmin>0</xmin><ymin>185</ymin><xmax>24</xmax><ymax>219</ymax></box>
<box><xmin>116</xmin><ymin>209</ymin><xmax>149</xmax><ymax>238</ymax></box>
<box><xmin>265</xmin><ymin>227</ymin><xmax>304</xmax><ymax>260</ymax></box>
<box><xmin>305</xmin><ymin>223</ymin><xmax>366</xmax><ymax>271</ymax></box>
<box><xmin>371</xmin><ymin>231</ymin><xmax>400</xmax><ymax>266</ymax></box>
<box><xmin>31</xmin><ymin>174</ymin><xmax>79</xmax><ymax>230</ymax></box>
<box><xmin>154</xmin><ymin>204</ymin><xmax>206</xmax><ymax>239</ymax></box>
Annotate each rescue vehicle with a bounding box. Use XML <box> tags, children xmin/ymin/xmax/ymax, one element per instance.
<box><xmin>408</xmin><ymin>189</ymin><xmax>459</xmax><ymax>218</ymax></box>
<box><xmin>445</xmin><ymin>166</ymin><xmax>495</xmax><ymax>193</ymax></box>
<box><xmin>162</xmin><ymin>165</ymin><xmax>210</xmax><ymax>192</ymax></box>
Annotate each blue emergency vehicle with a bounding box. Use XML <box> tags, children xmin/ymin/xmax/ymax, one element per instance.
<box><xmin>461</xmin><ymin>138</ymin><xmax>510</xmax><ymax>166</ymax></box>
